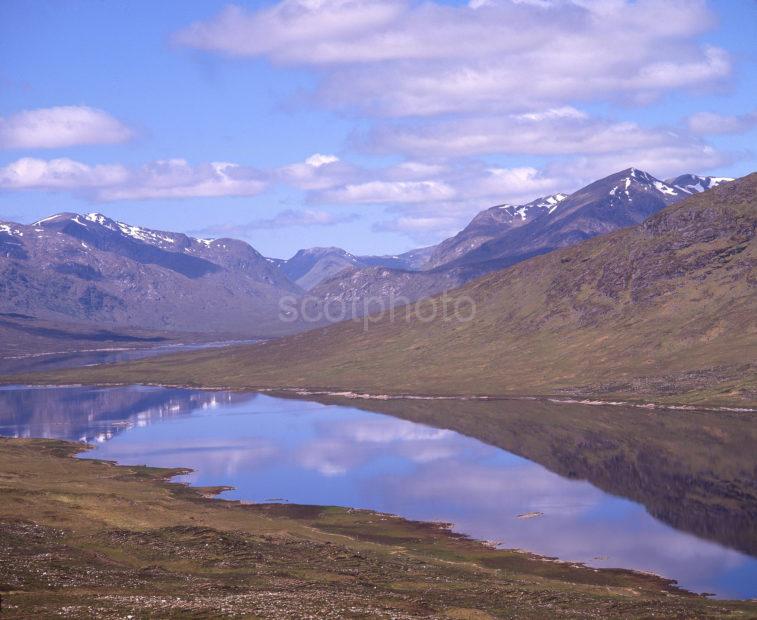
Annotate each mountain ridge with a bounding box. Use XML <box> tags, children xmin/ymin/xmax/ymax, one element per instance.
<box><xmin>0</xmin><ymin>212</ymin><xmax>305</xmax><ymax>336</ymax></box>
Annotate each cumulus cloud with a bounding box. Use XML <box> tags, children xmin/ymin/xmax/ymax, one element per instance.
<box><xmin>366</xmin><ymin>112</ymin><xmax>685</xmax><ymax>158</ymax></box>
<box><xmin>687</xmin><ymin>110</ymin><xmax>757</xmax><ymax>135</ymax></box>
<box><xmin>0</xmin><ymin>157</ymin><xmax>267</xmax><ymax>201</ymax></box>
<box><xmin>276</xmin><ymin>153</ymin><xmax>359</xmax><ymax>190</ymax></box>
<box><xmin>314</xmin><ymin>161</ymin><xmax>563</xmax><ymax>209</ymax></box>
<box><xmin>0</xmin><ymin>157</ymin><xmax>129</xmax><ymax>189</ymax></box>
<box><xmin>320</xmin><ymin>179</ymin><xmax>456</xmax><ymax>204</ymax></box>
<box><xmin>552</xmin><ymin>144</ymin><xmax>729</xmax><ymax>182</ymax></box>
<box><xmin>176</xmin><ymin>0</ymin><xmax>729</xmax><ymax>117</ymax></box>
<box><xmin>0</xmin><ymin>106</ymin><xmax>133</xmax><ymax>149</ymax></box>
<box><xmin>158</xmin><ymin>0</ymin><xmax>742</xmax><ymax>244</ymax></box>
<box><xmin>97</xmin><ymin>159</ymin><xmax>266</xmax><ymax>200</ymax></box>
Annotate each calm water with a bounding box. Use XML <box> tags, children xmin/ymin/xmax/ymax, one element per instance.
<box><xmin>1</xmin><ymin>384</ymin><xmax>755</xmax><ymax>599</ymax></box>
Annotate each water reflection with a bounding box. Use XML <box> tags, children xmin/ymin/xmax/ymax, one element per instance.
<box><xmin>0</xmin><ymin>386</ymin><xmax>755</xmax><ymax>599</ymax></box>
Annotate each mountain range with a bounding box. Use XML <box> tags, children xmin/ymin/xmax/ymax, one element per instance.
<box><xmin>0</xmin><ymin>170</ymin><xmax>736</xmax><ymax>344</ymax></box>
<box><xmin>308</xmin><ymin>170</ymin><xmax>733</xmax><ymax>314</ymax></box>
<box><xmin>40</xmin><ymin>173</ymin><xmax>754</xmax><ymax>407</ymax></box>
<box><xmin>0</xmin><ymin>212</ymin><xmax>301</xmax><ymax>336</ymax></box>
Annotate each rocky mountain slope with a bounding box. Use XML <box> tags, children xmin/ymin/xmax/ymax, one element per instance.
<box><xmin>51</xmin><ymin>174</ymin><xmax>756</xmax><ymax>407</ymax></box>
<box><xmin>0</xmin><ymin>212</ymin><xmax>303</xmax><ymax>336</ymax></box>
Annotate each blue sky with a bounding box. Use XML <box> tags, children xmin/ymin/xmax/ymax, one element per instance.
<box><xmin>1</xmin><ymin>0</ymin><xmax>755</xmax><ymax>258</ymax></box>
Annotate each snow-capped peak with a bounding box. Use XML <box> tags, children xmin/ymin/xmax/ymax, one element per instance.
<box><xmin>84</xmin><ymin>212</ymin><xmax>114</xmax><ymax>226</ymax></box>
<box><xmin>0</xmin><ymin>223</ymin><xmax>24</xmax><ymax>237</ymax></box>
<box><xmin>666</xmin><ymin>174</ymin><xmax>734</xmax><ymax>195</ymax></box>
<box><xmin>606</xmin><ymin>168</ymin><xmax>683</xmax><ymax>205</ymax></box>
<box><xmin>82</xmin><ymin>212</ymin><xmax>182</xmax><ymax>246</ymax></box>
<box><xmin>535</xmin><ymin>193</ymin><xmax>568</xmax><ymax>214</ymax></box>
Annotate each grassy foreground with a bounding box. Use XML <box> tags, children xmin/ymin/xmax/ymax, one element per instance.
<box><xmin>1</xmin><ymin>438</ymin><xmax>756</xmax><ymax>618</ymax></box>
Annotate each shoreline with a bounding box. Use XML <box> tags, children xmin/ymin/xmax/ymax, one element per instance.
<box><xmin>7</xmin><ymin>437</ymin><xmax>757</xmax><ymax>617</ymax></box>
<box><xmin>3</xmin><ymin>378</ymin><xmax>754</xmax><ymax>413</ymax></box>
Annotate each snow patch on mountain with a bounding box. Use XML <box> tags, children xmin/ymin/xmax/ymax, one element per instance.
<box><xmin>497</xmin><ymin>193</ymin><xmax>568</xmax><ymax>221</ymax></box>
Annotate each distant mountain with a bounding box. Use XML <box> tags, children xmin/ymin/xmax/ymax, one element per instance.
<box><xmin>427</xmin><ymin>193</ymin><xmax>568</xmax><ymax>268</ymax></box>
<box><xmin>74</xmin><ymin>174</ymin><xmax>755</xmax><ymax>407</ymax></box>
<box><xmin>0</xmin><ymin>212</ymin><xmax>303</xmax><ymax>336</ymax></box>
<box><xmin>277</xmin><ymin>245</ymin><xmax>435</xmax><ymax>291</ymax></box>
<box><xmin>309</xmin><ymin>265</ymin><xmax>465</xmax><ymax>317</ymax></box>
<box><xmin>309</xmin><ymin>169</ymin><xmax>735</xmax><ymax>314</ymax></box>
<box><xmin>2</xmin><ymin>170</ymin><xmax>736</xmax><ymax>340</ymax></box>
<box><xmin>280</xmin><ymin>247</ymin><xmax>363</xmax><ymax>290</ymax></box>
<box><xmin>667</xmin><ymin>174</ymin><xmax>734</xmax><ymax>195</ymax></box>
<box><xmin>358</xmin><ymin>245</ymin><xmax>436</xmax><ymax>271</ymax></box>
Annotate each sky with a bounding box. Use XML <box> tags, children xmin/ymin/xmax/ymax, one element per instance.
<box><xmin>0</xmin><ymin>0</ymin><xmax>755</xmax><ymax>258</ymax></box>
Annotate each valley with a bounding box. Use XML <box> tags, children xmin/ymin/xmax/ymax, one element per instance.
<box><xmin>14</xmin><ymin>174</ymin><xmax>754</xmax><ymax>409</ymax></box>
<box><xmin>4</xmin><ymin>4</ymin><xmax>756</xmax><ymax>617</ymax></box>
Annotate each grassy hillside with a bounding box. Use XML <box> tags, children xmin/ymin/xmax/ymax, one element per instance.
<box><xmin>10</xmin><ymin>174</ymin><xmax>756</xmax><ymax>407</ymax></box>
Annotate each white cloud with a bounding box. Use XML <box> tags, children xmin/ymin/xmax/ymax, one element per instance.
<box><xmin>277</xmin><ymin>153</ymin><xmax>354</xmax><ymax>190</ymax></box>
<box><xmin>475</xmin><ymin>166</ymin><xmax>562</xmax><ymax>198</ymax></box>
<box><xmin>176</xmin><ymin>0</ymin><xmax>729</xmax><ymax>117</ymax></box>
<box><xmin>0</xmin><ymin>157</ymin><xmax>129</xmax><ymax>189</ymax></box>
<box><xmin>514</xmin><ymin>107</ymin><xmax>588</xmax><ymax>122</ymax></box>
<box><xmin>0</xmin><ymin>106</ymin><xmax>133</xmax><ymax>149</ymax></box>
<box><xmin>550</xmin><ymin>144</ymin><xmax>729</xmax><ymax>182</ymax></box>
<box><xmin>174</xmin><ymin>2</ymin><xmax>406</xmax><ymax>63</ymax></box>
<box><xmin>163</xmin><ymin>0</ymin><xmax>743</xmax><ymax>241</ymax></box>
<box><xmin>97</xmin><ymin>159</ymin><xmax>266</xmax><ymax>200</ymax></box>
<box><xmin>687</xmin><ymin>110</ymin><xmax>757</xmax><ymax>135</ymax></box>
<box><xmin>367</xmin><ymin>113</ymin><xmax>682</xmax><ymax>158</ymax></box>
<box><xmin>0</xmin><ymin>157</ymin><xmax>267</xmax><ymax>201</ymax></box>
<box><xmin>321</xmin><ymin>179</ymin><xmax>455</xmax><ymax>204</ymax></box>
<box><xmin>305</xmin><ymin>153</ymin><xmax>340</xmax><ymax>167</ymax></box>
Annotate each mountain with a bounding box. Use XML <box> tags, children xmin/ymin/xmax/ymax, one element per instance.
<box><xmin>278</xmin><ymin>245</ymin><xmax>435</xmax><ymax>291</ymax></box>
<box><xmin>309</xmin><ymin>264</ymin><xmax>465</xmax><ymax>318</ymax></box>
<box><xmin>280</xmin><ymin>247</ymin><xmax>364</xmax><ymax>290</ymax></box>
<box><xmin>426</xmin><ymin>193</ymin><xmax>568</xmax><ymax>268</ymax></box>
<box><xmin>54</xmin><ymin>174</ymin><xmax>756</xmax><ymax>407</ymax></box>
<box><xmin>358</xmin><ymin>245</ymin><xmax>436</xmax><ymax>271</ymax></box>
<box><xmin>0</xmin><ymin>212</ymin><xmax>303</xmax><ymax>336</ymax></box>
<box><xmin>667</xmin><ymin>174</ymin><xmax>734</xmax><ymax>195</ymax></box>
<box><xmin>444</xmin><ymin>168</ymin><xmax>717</xmax><ymax>271</ymax></box>
<box><xmin>307</xmin><ymin>169</ymin><xmax>735</xmax><ymax>315</ymax></box>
